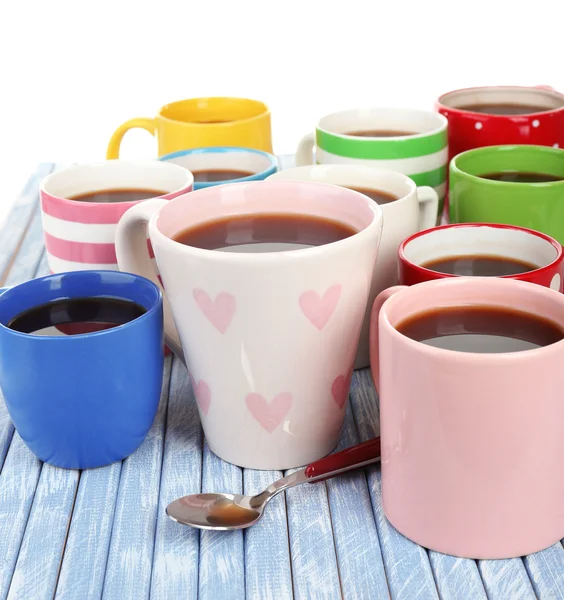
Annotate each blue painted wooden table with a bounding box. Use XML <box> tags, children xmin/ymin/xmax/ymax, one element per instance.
<box><xmin>1</xmin><ymin>162</ymin><xmax>564</xmax><ymax>600</ymax></box>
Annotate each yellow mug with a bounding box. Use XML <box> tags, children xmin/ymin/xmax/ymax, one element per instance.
<box><xmin>107</xmin><ymin>97</ymin><xmax>273</xmax><ymax>158</ymax></box>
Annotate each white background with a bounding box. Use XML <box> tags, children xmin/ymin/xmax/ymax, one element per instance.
<box><xmin>1</xmin><ymin>0</ymin><xmax>563</xmax><ymax>227</ymax></box>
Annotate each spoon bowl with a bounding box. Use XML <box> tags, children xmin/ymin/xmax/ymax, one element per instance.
<box><xmin>166</xmin><ymin>492</ymin><xmax>263</xmax><ymax>530</ymax></box>
<box><xmin>166</xmin><ymin>437</ymin><xmax>381</xmax><ymax>530</ymax></box>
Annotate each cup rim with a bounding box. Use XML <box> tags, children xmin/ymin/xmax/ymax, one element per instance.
<box><xmin>398</xmin><ymin>222</ymin><xmax>563</xmax><ymax>280</ymax></box>
<box><xmin>267</xmin><ymin>164</ymin><xmax>417</xmax><ymax>202</ymax></box>
<box><xmin>157</xmin><ymin>97</ymin><xmax>270</xmax><ymax>126</ymax></box>
<box><xmin>149</xmin><ymin>180</ymin><xmax>383</xmax><ymax>264</ymax></box>
<box><xmin>450</xmin><ymin>144</ymin><xmax>564</xmax><ymax>186</ymax></box>
<box><xmin>0</xmin><ymin>270</ymin><xmax>163</xmax><ymax>341</ymax></box>
<box><xmin>316</xmin><ymin>107</ymin><xmax>448</xmax><ymax>140</ymax></box>
<box><xmin>380</xmin><ymin>277</ymin><xmax>564</xmax><ymax>360</ymax></box>
<box><xmin>437</xmin><ymin>85</ymin><xmax>564</xmax><ymax>117</ymax></box>
<box><xmin>40</xmin><ymin>159</ymin><xmax>194</xmax><ymax>208</ymax></box>
<box><xmin>159</xmin><ymin>146</ymin><xmax>278</xmax><ymax>186</ymax></box>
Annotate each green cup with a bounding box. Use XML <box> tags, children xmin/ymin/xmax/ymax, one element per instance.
<box><xmin>450</xmin><ymin>145</ymin><xmax>564</xmax><ymax>243</ymax></box>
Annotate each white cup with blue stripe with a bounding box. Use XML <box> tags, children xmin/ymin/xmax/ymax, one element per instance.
<box><xmin>159</xmin><ymin>146</ymin><xmax>278</xmax><ymax>190</ymax></box>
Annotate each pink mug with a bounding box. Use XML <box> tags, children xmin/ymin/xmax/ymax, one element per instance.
<box><xmin>370</xmin><ymin>277</ymin><xmax>564</xmax><ymax>558</ymax></box>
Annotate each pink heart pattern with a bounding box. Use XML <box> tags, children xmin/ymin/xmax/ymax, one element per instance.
<box><xmin>192</xmin><ymin>377</ymin><xmax>211</xmax><ymax>417</ymax></box>
<box><xmin>193</xmin><ymin>289</ymin><xmax>236</xmax><ymax>334</ymax></box>
<box><xmin>332</xmin><ymin>371</ymin><xmax>353</xmax><ymax>409</ymax></box>
<box><xmin>245</xmin><ymin>392</ymin><xmax>293</xmax><ymax>433</ymax></box>
<box><xmin>299</xmin><ymin>284</ymin><xmax>341</xmax><ymax>331</ymax></box>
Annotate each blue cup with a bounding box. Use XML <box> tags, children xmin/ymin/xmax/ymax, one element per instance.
<box><xmin>159</xmin><ymin>146</ymin><xmax>278</xmax><ymax>189</ymax></box>
<box><xmin>0</xmin><ymin>271</ymin><xmax>163</xmax><ymax>469</ymax></box>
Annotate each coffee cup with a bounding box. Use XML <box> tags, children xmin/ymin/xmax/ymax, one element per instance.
<box><xmin>370</xmin><ymin>277</ymin><xmax>564</xmax><ymax>558</ymax></box>
<box><xmin>399</xmin><ymin>223</ymin><xmax>563</xmax><ymax>292</ymax></box>
<box><xmin>449</xmin><ymin>145</ymin><xmax>564</xmax><ymax>244</ymax></box>
<box><xmin>115</xmin><ymin>180</ymin><xmax>383</xmax><ymax>470</ymax></box>
<box><xmin>268</xmin><ymin>164</ymin><xmax>438</xmax><ymax>368</ymax></box>
<box><xmin>40</xmin><ymin>160</ymin><xmax>193</xmax><ymax>273</ymax></box>
<box><xmin>159</xmin><ymin>147</ymin><xmax>278</xmax><ymax>190</ymax></box>
<box><xmin>295</xmin><ymin>108</ymin><xmax>448</xmax><ymax>219</ymax></box>
<box><xmin>0</xmin><ymin>271</ymin><xmax>163</xmax><ymax>469</ymax></box>
<box><xmin>107</xmin><ymin>97</ymin><xmax>273</xmax><ymax>158</ymax></box>
<box><xmin>436</xmin><ymin>85</ymin><xmax>564</xmax><ymax>163</ymax></box>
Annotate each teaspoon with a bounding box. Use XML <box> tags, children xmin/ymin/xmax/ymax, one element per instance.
<box><xmin>166</xmin><ymin>437</ymin><xmax>381</xmax><ymax>530</ymax></box>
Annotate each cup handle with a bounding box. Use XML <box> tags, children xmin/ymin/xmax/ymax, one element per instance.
<box><xmin>114</xmin><ymin>198</ymin><xmax>185</xmax><ymax>364</ymax></box>
<box><xmin>295</xmin><ymin>132</ymin><xmax>315</xmax><ymax>166</ymax></box>
<box><xmin>416</xmin><ymin>186</ymin><xmax>439</xmax><ymax>231</ymax></box>
<box><xmin>369</xmin><ymin>286</ymin><xmax>407</xmax><ymax>394</ymax></box>
<box><xmin>106</xmin><ymin>118</ymin><xmax>157</xmax><ymax>159</ymax></box>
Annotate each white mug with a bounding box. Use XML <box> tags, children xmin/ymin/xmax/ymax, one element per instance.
<box><xmin>115</xmin><ymin>180</ymin><xmax>383</xmax><ymax>469</ymax></box>
<box><xmin>268</xmin><ymin>164</ymin><xmax>438</xmax><ymax>368</ymax></box>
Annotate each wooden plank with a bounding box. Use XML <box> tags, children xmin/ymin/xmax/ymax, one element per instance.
<box><xmin>427</xmin><ymin>553</ymin><xmax>486</xmax><ymax>600</ymax></box>
<box><xmin>0</xmin><ymin>163</ymin><xmax>53</xmax><ymax>286</ymax></box>
<box><xmin>478</xmin><ymin>559</ymin><xmax>536</xmax><ymax>599</ymax></box>
<box><xmin>2</xmin><ymin>206</ymin><xmax>46</xmax><ymax>288</ymax></box>
<box><xmin>6</xmin><ymin>466</ymin><xmax>79</xmax><ymax>600</ymax></box>
<box><xmin>150</xmin><ymin>360</ymin><xmax>202</xmax><ymax>600</ymax></box>
<box><xmin>55</xmin><ymin>464</ymin><xmax>122</xmax><ymax>599</ymax></box>
<box><xmin>349</xmin><ymin>369</ymin><xmax>439</xmax><ymax>600</ymax></box>
<box><xmin>243</xmin><ymin>469</ymin><xmax>293</xmax><ymax>600</ymax></box>
<box><xmin>198</xmin><ymin>444</ymin><xmax>245</xmax><ymax>600</ymax></box>
<box><xmin>326</xmin><ymin>405</ymin><xmax>389</xmax><ymax>600</ymax></box>
<box><xmin>524</xmin><ymin>543</ymin><xmax>564</xmax><ymax>599</ymax></box>
<box><xmin>101</xmin><ymin>357</ymin><xmax>172</xmax><ymax>600</ymax></box>
<box><xmin>0</xmin><ymin>435</ymin><xmax>42</xmax><ymax>600</ymax></box>
<box><xmin>285</xmin><ymin>472</ymin><xmax>341</xmax><ymax>598</ymax></box>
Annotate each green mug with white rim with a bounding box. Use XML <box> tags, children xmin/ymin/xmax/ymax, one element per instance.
<box><xmin>296</xmin><ymin>108</ymin><xmax>448</xmax><ymax>220</ymax></box>
<box><xmin>450</xmin><ymin>144</ymin><xmax>564</xmax><ymax>244</ymax></box>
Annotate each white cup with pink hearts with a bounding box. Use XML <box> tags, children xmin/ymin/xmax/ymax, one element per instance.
<box><xmin>115</xmin><ymin>180</ymin><xmax>383</xmax><ymax>469</ymax></box>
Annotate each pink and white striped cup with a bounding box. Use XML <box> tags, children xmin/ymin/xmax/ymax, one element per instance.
<box><xmin>40</xmin><ymin>160</ymin><xmax>193</xmax><ymax>272</ymax></box>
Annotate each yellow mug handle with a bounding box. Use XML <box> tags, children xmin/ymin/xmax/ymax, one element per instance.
<box><xmin>106</xmin><ymin>118</ymin><xmax>156</xmax><ymax>159</ymax></box>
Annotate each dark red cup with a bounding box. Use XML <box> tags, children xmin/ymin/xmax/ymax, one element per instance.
<box><xmin>436</xmin><ymin>85</ymin><xmax>564</xmax><ymax>165</ymax></box>
<box><xmin>398</xmin><ymin>223</ymin><xmax>564</xmax><ymax>292</ymax></box>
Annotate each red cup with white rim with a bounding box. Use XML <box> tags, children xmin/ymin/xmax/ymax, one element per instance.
<box><xmin>398</xmin><ymin>223</ymin><xmax>564</xmax><ymax>292</ymax></box>
<box><xmin>436</xmin><ymin>85</ymin><xmax>564</xmax><ymax>164</ymax></box>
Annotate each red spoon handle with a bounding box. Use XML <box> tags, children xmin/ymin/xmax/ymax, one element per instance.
<box><xmin>304</xmin><ymin>437</ymin><xmax>381</xmax><ymax>481</ymax></box>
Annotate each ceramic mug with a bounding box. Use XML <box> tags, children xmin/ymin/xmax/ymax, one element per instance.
<box><xmin>436</xmin><ymin>85</ymin><xmax>564</xmax><ymax>163</ymax></box>
<box><xmin>268</xmin><ymin>164</ymin><xmax>438</xmax><ymax>369</ymax></box>
<box><xmin>107</xmin><ymin>97</ymin><xmax>273</xmax><ymax>158</ymax></box>
<box><xmin>159</xmin><ymin>146</ymin><xmax>278</xmax><ymax>190</ymax></box>
<box><xmin>370</xmin><ymin>277</ymin><xmax>564</xmax><ymax>559</ymax></box>
<box><xmin>0</xmin><ymin>271</ymin><xmax>163</xmax><ymax>469</ymax></box>
<box><xmin>115</xmin><ymin>181</ymin><xmax>383</xmax><ymax>470</ymax></box>
<box><xmin>399</xmin><ymin>223</ymin><xmax>564</xmax><ymax>292</ymax></box>
<box><xmin>295</xmin><ymin>108</ymin><xmax>448</xmax><ymax>219</ymax></box>
<box><xmin>40</xmin><ymin>160</ymin><xmax>193</xmax><ymax>272</ymax></box>
<box><xmin>449</xmin><ymin>145</ymin><xmax>564</xmax><ymax>244</ymax></box>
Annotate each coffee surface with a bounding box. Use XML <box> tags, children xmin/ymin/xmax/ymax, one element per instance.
<box><xmin>396</xmin><ymin>305</ymin><xmax>564</xmax><ymax>353</ymax></box>
<box><xmin>480</xmin><ymin>171</ymin><xmax>564</xmax><ymax>183</ymax></box>
<box><xmin>173</xmin><ymin>213</ymin><xmax>357</xmax><ymax>252</ymax></box>
<box><xmin>345</xmin><ymin>129</ymin><xmax>417</xmax><ymax>137</ymax></box>
<box><xmin>347</xmin><ymin>186</ymin><xmax>399</xmax><ymax>205</ymax></box>
<box><xmin>8</xmin><ymin>297</ymin><xmax>146</xmax><ymax>336</ymax></box>
<box><xmin>458</xmin><ymin>103</ymin><xmax>549</xmax><ymax>115</ymax></box>
<box><xmin>192</xmin><ymin>169</ymin><xmax>255</xmax><ymax>183</ymax></box>
<box><xmin>421</xmin><ymin>255</ymin><xmax>537</xmax><ymax>277</ymax></box>
<box><xmin>69</xmin><ymin>188</ymin><xmax>167</xmax><ymax>203</ymax></box>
